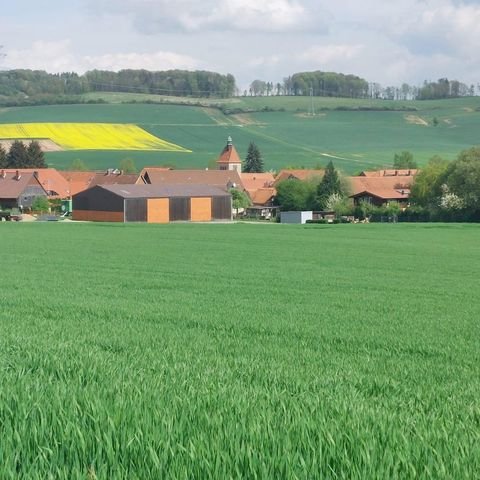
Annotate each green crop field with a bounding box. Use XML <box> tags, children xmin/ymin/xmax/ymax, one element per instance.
<box><xmin>1</xmin><ymin>222</ymin><xmax>479</xmax><ymax>478</ymax></box>
<box><xmin>1</xmin><ymin>95</ymin><xmax>480</xmax><ymax>172</ymax></box>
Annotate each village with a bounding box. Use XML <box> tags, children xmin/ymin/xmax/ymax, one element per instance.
<box><xmin>0</xmin><ymin>136</ymin><xmax>416</xmax><ymax>224</ymax></box>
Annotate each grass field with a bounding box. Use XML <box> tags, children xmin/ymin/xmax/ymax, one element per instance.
<box><xmin>0</xmin><ymin>223</ymin><xmax>479</xmax><ymax>478</ymax></box>
<box><xmin>0</xmin><ymin>123</ymin><xmax>189</xmax><ymax>152</ymax></box>
<box><xmin>1</xmin><ymin>96</ymin><xmax>480</xmax><ymax>172</ymax></box>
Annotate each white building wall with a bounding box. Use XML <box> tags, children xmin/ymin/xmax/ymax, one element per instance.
<box><xmin>280</xmin><ymin>211</ymin><xmax>313</xmax><ymax>224</ymax></box>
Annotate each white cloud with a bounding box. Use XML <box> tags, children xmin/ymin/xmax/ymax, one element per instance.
<box><xmin>90</xmin><ymin>0</ymin><xmax>328</xmax><ymax>33</ymax></box>
<box><xmin>5</xmin><ymin>41</ymin><xmax>201</xmax><ymax>73</ymax></box>
<box><xmin>301</xmin><ymin>44</ymin><xmax>364</xmax><ymax>65</ymax></box>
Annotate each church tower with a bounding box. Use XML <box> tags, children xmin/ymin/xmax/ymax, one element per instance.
<box><xmin>216</xmin><ymin>136</ymin><xmax>242</xmax><ymax>172</ymax></box>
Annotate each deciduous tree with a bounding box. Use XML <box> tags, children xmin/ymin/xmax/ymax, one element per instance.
<box><xmin>393</xmin><ymin>151</ymin><xmax>417</xmax><ymax>169</ymax></box>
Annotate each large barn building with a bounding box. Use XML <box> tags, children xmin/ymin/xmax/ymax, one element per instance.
<box><xmin>72</xmin><ymin>184</ymin><xmax>232</xmax><ymax>223</ymax></box>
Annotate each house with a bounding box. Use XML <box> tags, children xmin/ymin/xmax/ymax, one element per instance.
<box><xmin>2</xmin><ymin>168</ymin><xmax>71</xmax><ymax>199</ymax></box>
<box><xmin>0</xmin><ymin>170</ymin><xmax>48</xmax><ymax>209</ymax></box>
<box><xmin>72</xmin><ymin>184</ymin><xmax>232</xmax><ymax>223</ymax></box>
<box><xmin>136</xmin><ymin>168</ymin><xmax>244</xmax><ymax>191</ymax></box>
<box><xmin>274</xmin><ymin>169</ymin><xmax>324</xmax><ymax>185</ymax></box>
<box><xmin>349</xmin><ymin>176</ymin><xmax>414</xmax><ymax>206</ymax></box>
<box><xmin>241</xmin><ymin>172</ymin><xmax>276</xmax><ymax>204</ymax></box>
<box><xmin>216</xmin><ymin>136</ymin><xmax>242</xmax><ymax>172</ymax></box>
<box><xmin>359</xmin><ymin>169</ymin><xmax>418</xmax><ymax>177</ymax></box>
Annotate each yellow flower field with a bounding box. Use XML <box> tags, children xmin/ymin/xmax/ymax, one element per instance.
<box><xmin>0</xmin><ymin>123</ymin><xmax>190</xmax><ymax>151</ymax></box>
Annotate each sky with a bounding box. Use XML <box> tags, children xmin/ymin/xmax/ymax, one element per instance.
<box><xmin>2</xmin><ymin>0</ymin><xmax>480</xmax><ymax>90</ymax></box>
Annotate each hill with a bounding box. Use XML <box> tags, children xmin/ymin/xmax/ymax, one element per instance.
<box><xmin>1</xmin><ymin>95</ymin><xmax>480</xmax><ymax>172</ymax></box>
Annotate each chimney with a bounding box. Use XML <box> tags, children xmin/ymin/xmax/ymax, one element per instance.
<box><xmin>33</xmin><ymin>171</ymin><xmax>39</xmax><ymax>179</ymax></box>
<box><xmin>15</xmin><ymin>170</ymin><xmax>21</xmax><ymax>181</ymax></box>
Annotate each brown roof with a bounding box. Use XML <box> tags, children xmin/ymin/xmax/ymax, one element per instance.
<box><xmin>217</xmin><ymin>144</ymin><xmax>242</xmax><ymax>165</ymax></box>
<box><xmin>275</xmin><ymin>169</ymin><xmax>324</xmax><ymax>184</ymax></box>
<box><xmin>1</xmin><ymin>168</ymin><xmax>70</xmax><ymax>199</ymax></box>
<box><xmin>138</xmin><ymin>169</ymin><xmax>244</xmax><ymax>190</ymax></box>
<box><xmin>0</xmin><ymin>171</ymin><xmax>46</xmax><ymax>199</ymax></box>
<box><xmin>360</xmin><ymin>169</ymin><xmax>419</xmax><ymax>177</ymax></box>
<box><xmin>60</xmin><ymin>171</ymin><xmax>97</xmax><ymax>196</ymax></box>
<box><xmin>349</xmin><ymin>176</ymin><xmax>414</xmax><ymax>201</ymax></box>
<box><xmin>92</xmin><ymin>184</ymin><xmax>231</xmax><ymax>199</ymax></box>
<box><xmin>89</xmin><ymin>172</ymin><xmax>138</xmax><ymax>187</ymax></box>
<box><xmin>250</xmin><ymin>188</ymin><xmax>276</xmax><ymax>205</ymax></box>
<box><xmin>241</xmin><ymin>172</ymin><xmax>275</xmax><ymax>192</ymax></box>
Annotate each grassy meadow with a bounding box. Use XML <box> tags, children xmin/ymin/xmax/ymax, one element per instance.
<box><xmin>1</xmin><ymin>96</ymin><xmax>480</xmax><ymax>172</ymax></box>
<box><xmin>0</xmin><ymin>222</ymin><xmax>479</xmax><ymax>478</ymax></box>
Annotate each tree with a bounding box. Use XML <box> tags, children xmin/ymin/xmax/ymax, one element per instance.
<box><xmin>443</xmin><ymin>147</ymin><xmax>480</xmax><ymax>213</ymax></box>
<box><xmin>229</xmin><ymin>188</ymin><xmax>251</xmax><ymax>216</ymax></box>
<box><xmin>275</xmin><ymin>179</ymin><xmax>316</xmax><ymax>211</ymax></box>
<box><xmin>119</xmin><ymin>158</ymin><xmax>137</xmax><ymax>174</ymax></box>
<box><xmin>243</xmin><ymin>142</ymin><xmax>264</xmax><ymax>173</ymax></box>
<box><xmin>0</xmin><ymin>144</ymin><xmax>7</xmax><ymax>168</ymax></box>
<box><xmin>250</xmin><ymin>80</ymin><xmax>267</xmax><ymax>96</ymax></box>
<box><xmin>70</xmin><ymin>159</ymin><xmax>88</xmax><ymax>171</ymax></box>
<box><xmin>27</xmin><ymin>141</ymin><xmax>47</xmax><ymax>168</ymax></box>
<box><xmin>31</xmin><ymin>196</ymin><xmax>50</xmax><ymax>213</ymax></box>
<box><xmin>315</xmin><ymin>161</ymin><xmax>341</xmax><ymax>209</ymax></box>
<box><xmin>410</xmin><ymin>156</ymin><xmax>449</xmax><ymax>207</ymax></box>
<box><xmin>393</xmin><ymin>151</ymin><xmax>417</xmax><ymax>169</ymax></box>
<box><xmin>6</xmin><ymin>140</ymin><xmax>29</xmax><ymax>168</ymax></box>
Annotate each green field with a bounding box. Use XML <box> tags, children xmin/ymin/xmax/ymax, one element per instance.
<box><xmin>1</xmin><ymin>223</ymin><xmax>479</xmax><ymax>478</ymax></box>
<box><xmin>1</xmin><ymin>95</ymin><xmax>480</xmax><ymax>172</ymax></box>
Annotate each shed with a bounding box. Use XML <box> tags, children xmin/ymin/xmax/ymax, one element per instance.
<box><xmin>280</xmin><ymin>211</ymin><xmax>313</xmax><ymax>224</ymax></box>
<box><xmin>73</xmin><ymin>184</ymin><xmax>232</xmax><ymax>223</ymax></box>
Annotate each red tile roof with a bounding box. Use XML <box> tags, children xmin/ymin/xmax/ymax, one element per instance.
<box><xmin>0</xmin><ymin>171</ymin><xmax>46</xmax><ymax>199</ymax></box>
<box><xmin>250</xmin><ymin>188</ymin><xmax>276</xmax><ymax>205</ymax></box>
<box><xmin>89</xmin><ymin>172</ymin><xmax>138</xmax><ymax>187</ymax></box>
<box><xmin>275</xmin><ymin>169</ymin><xmax>324</xmax><ymax>184</ymax></box>
<box><xmin>217</xmin><ymin>144</ymin><xmax>242</xmax><ymax>165</ymax></box>
<box><xmin>349</xmin><ymin>176</ymin><xmax>414</xmax><ymax>201</ymax></box>
<box><xmin>1</xmin><ymin>168</ymin><xmax>70</xmax><ymax>199</ymax></box>
<box><xmin>60</xmin><ymin>171</ymin><xmax>97</xmax><ymax>196</ymax></box>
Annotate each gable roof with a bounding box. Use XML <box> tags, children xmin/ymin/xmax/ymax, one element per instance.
<box><xmin>0</xmin><ymin>171</ymin><xmax>47</xmax><ymax>199</ymax></box>
<box><xmin>241</xmin><ymin>172</ymin><xmax>275</xmax><ymax>191</ymax></box>
<box><xmin>349</xmin><ymin>176</ymin><xmax>414</xmax><ymax>201</ymax></box>
<box><xmin>88</xmin><ymin>184</ymin><xmax>230</xmax><ymax>199</ymax></box>
<box><xmin>138</xmin><ymin>169</ymin><xmax>244</xmax><ymax>190</ymax></box>
<box><xmin>89</xmin><ymin>172</ymin><xmax>138</xmax><ymax>187</ymax></box>
<box><xmin>60</xmin><ymin>171</ymin><xmax>97</xmax><ymax>196</ymax></box>
<box><xmin>250</xmin><ymin>187</ymin><xmax>276</xmax><ymax>205</ymax></box>
<box><xmin>275</xmin><ymin>169</ymin><xmax>324</xmax><ymax>184</ymax></box>
<box><xmin>1</xmin><ymin>168</ymin><xmax>70</xmax><ymax>198</ymax></box>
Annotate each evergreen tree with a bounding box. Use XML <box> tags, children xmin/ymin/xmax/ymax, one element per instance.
<box><xmin>243</xmin><ymin>142</ymin><xmax>264</xmax><ymax>173</ymax></box>
<box><xmin>7</xmin><ymin>140</ymin><xmax>29</xmax><ymax>168</ymax></box>
<box><xmin>27</xmin><ymin>141</ymin><xmax>47</xmax><ymax>168</ymax></box>
<box><xmin>316</xmin><ymin>161</ymin><xmax>341</xmax><ymax>209</ymax></box>
<box><xmin>0</xmin><ymin>144</ymin><xmax>7</xmax><ymax>168</ymax></box>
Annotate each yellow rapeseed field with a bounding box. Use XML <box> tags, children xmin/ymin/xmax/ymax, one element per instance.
<box><xmin>0</xmin><ymin>123</ymin><xmax>190</xmax><ymax>151</ymax></box>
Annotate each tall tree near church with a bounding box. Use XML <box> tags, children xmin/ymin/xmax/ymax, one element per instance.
<box><xmin>243</xmin><ymin>142</ymin><xmax>264</xmax><ymax>173</ymax></box>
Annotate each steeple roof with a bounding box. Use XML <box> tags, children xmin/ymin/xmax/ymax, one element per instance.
<box><xmin>217</xmin><ymin>136</ymin><xmax>242</xmax><ymax>165</ymax></box>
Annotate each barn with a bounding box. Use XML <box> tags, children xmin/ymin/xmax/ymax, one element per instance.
<box><xmin>72</xmin><ymin>184</ymin><xmax>232</xmax><ymax>223</ymax></box>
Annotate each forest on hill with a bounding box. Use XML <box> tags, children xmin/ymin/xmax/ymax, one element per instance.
<box><xmin>0</xmin><ymin>67</ymin><xmax>478</xmax><ymax>107</ymax></box>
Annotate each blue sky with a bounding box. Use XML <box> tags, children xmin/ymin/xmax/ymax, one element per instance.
<box><xmin>2</xmin><ymin>0</ymin><xmax>480</xmax><ymax>90</ymax></box>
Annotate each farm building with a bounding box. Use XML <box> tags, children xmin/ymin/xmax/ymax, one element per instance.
<box><xmin>0</xmin><ymin>170</ymin><xmax>48</xmax><ymax>209</ymax></box>
<box><xmin>137</xmin><ymin>168</ymin><xmax>244</xmax><ymax>191</ymax></box>
<box><xmin>1</xmin><ymin>168</ymin><xmax>70</xmax><ymax>199</ymax></box>
<box><xmin>72</xmin><ymin>184</ymin><xmax>232</xmax><ymax>223</ymax></box>
<box><xmin>349</xmin><ymin>176</ymin><xmax>414</xmax><ymax>207</ymax></box>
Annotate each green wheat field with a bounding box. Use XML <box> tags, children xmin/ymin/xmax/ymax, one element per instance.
<box><xmin>1</xmin><ymin>223</ymin><xmax>479</xmax><ymax>478</ymax></box>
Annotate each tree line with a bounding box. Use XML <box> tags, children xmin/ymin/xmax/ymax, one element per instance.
<box><xmin>248</xmin><ymin>75</ymin><xmax>480</xmax><ymax>101</ymax></box>
<box><xmin>0</xmin><ymin>69</ymin><xmax>236</xmax><ymax>99</ymax></box>
<box><xmin>0</xmin><ymin>141</ymin><xmax>47</xmax><ymax>169</ymax></box>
